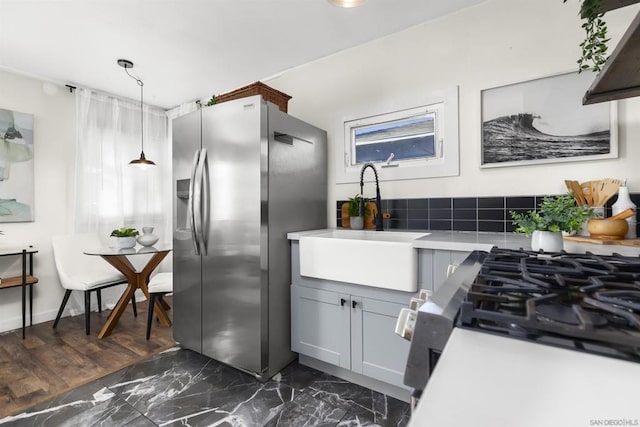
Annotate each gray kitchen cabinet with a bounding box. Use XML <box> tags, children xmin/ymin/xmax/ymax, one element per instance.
<box><xmin>418</xmin><ymin>249</ymin><xmax>471</xmax><ymax>291</ymax></box>
<box><xmin>433</xmin><ymin>250</ymin><xmax>471</xmax><ymax>291</ymax></box>
<box><xmin>353</xmin><ymin>296</ymin><xmax>411</xmax><ymax>387</ymax></box>
<box><xmin>291</xmin><ymin>285</ymin><xmax>351</xmax><ymax>369</ymax></box>
<box><xmin>291</xmin><ymin>284</ymin><xmax>410</xmax><ymax>389</ymax></box>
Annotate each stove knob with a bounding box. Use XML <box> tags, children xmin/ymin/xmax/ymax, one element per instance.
<box><xmin>395</xmin><ymin>307</ymin><xmax>417</xmax><ymax>340</ymax></box>
<box><xmin>402</xmin><ymin>309</ymin><xmax>418</xmax><ymax>340</ymax></box>
<box><xmin>446</xmin><ymin>263</ymin><xmax>460</xmax><ymax>277</ymax></box>
<box><xmin>418</xmin><ymin>289</ymin><xmax>432</xmax><ymax>301</ymax></box>
<box><xmin>396</xmin><ymin>289</ymin><xmax>431</xmax><ymax>340</ymax></box>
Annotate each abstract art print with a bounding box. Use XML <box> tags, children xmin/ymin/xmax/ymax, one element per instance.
<box><xmin>481</xmin><ymin>72</ymin><xmax>616</xmax><ymax>168</ymax></box>
<box><xmin>0</xmin><ymin>108</ymin><xmax>34</xmax><ymax>222</ymax></box>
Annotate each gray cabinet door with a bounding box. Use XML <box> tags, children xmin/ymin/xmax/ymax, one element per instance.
<box><xmin>433</xmin><ymin>250</ymin><xmax>471</xmax><ymax>291</ymax></box>
<box><xmin>351</xmin><ymin>296</ymin><xmax>411</xmax><ymax>389</ymax></box>
<box><xmin>291</xmin><ymin>285</ymin><xmax>351</xmax><ymax>369</ymax></box>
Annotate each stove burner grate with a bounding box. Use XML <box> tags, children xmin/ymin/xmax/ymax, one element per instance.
<box><xmin>459</xmin><ymin>247</ymin><xmax>640</xmax><ymax>362</ymax></box>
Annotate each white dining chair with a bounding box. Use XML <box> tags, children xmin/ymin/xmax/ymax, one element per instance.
<box><xmin>51</xmin><ymin>233</ymin><xmax>137</xmax><ymax>335</ymax></box>
<box><xmin>146</xmin><ymin>272</ymin><xmax>172</xmax><ymax>339</ymax></box>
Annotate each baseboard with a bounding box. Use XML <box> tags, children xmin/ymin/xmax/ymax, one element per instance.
<box><xmin>0</xmin><ymin>308</ymin><xmax>62</xmax><ymax>334</ymax></box>
<box><xmin>0</xmin><ymin>293</ymin><xmax>148</xmax><ymax>334</ymax></box>
<box><xmin>298</xmin><ymin>354</ymin><xmax>411</xmax><ymax>403</ymax></box>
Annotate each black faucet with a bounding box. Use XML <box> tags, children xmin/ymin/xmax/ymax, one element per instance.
<box><xmin>359</xmin><ymin>163</ymin><xmax>383</xmax><ymax>231</ymax></box>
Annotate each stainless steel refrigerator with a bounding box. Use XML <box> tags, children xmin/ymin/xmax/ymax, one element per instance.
<box><xmin>172</xmin><ymin>96</ymin><xmax>327</xmax><ymax>380</ymax></box>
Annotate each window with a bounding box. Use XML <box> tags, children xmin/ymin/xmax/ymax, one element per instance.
<box><xmin>337</xmin><ymin>86</ymin><xmax>459</xmax><ymax>183</ymax></box>
<box><xmin>350</xmin><ymin>106</ymin><xmax>440</xmax><ymax>166</ymax></box>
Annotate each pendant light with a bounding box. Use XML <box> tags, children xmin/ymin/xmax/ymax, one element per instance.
<box><xmin>118</xmin><ymin>58</ymin><xmax>156</xmax><ymax>168</ymax></box>
<box><xmin>327</xmin><ymin>0</ymin><xmax>368</xmax><ymax>7</ymax></box>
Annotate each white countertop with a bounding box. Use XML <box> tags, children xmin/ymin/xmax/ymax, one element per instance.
<box><xmin>288</xmin><ymin>229</ymin><xmax>640</xmax><ymax>257</ymax></box>
<box><xmin>409</xmin><ymin>328</ymin><xmax>640</xmax><ymax>427</ymax></box>
<box><xmin>412</xmin><ymin>230</ymin><xmax>528</xmax><ymax>251</ymax></box>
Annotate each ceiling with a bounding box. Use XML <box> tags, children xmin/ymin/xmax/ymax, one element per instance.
<box><xmin>0</xmin><ymin>0</ymin><xmax>487</xmax><ymax>109</ymax></box>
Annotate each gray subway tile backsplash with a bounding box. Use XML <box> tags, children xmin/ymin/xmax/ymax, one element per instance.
<box><xmin>429</xmin><ymin>198</ymin><xmax>452</xmax><ymax>209</ymax></box>
<box><xmin>336</xmin><ymin>194</ymin><xmax>640</xmax><ymax>234</ymax></box>
<box><xmin>478</xmin><ymin>197</ymin><xmax>504</xmax><ymax>209</ymax></box>
<box><xmin>506</xmin><ymin>196</ymin><xmax>535</xmax><ymax>209</ymax></box>
<box><xmin>453</xmin><ymin>197</ymin><xmax>477</xmax><ymax>209</ymax></box>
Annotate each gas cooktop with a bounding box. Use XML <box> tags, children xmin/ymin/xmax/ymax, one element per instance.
<box><xmin>458</xmin><ymin>248</ymin><xmax>640</xmax><ymax>362</ymax></box>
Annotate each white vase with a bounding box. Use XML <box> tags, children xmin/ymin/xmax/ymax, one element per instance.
<box><xmin>531</xmin><ymin>230</ymin><xmax>563</xmax><ymax>253</ymax></box>
<box><xmin>116</xmin><ymin>236</ymin><xmax>137</xmax><ymax>249</ymax></box>
<box><xmin>137</xmin><ymin>227</ymin><xmax>159</xmax><ymax>247</ymax></box>
<box><xmin>612</xmin><ymin>185</ymin><xmax>637</xmax><ymax>239</ymax></box>
<box><xmin>350</xmin><ymin>216</ymin><xmax>364</xmax><ymax>230</ymax></box>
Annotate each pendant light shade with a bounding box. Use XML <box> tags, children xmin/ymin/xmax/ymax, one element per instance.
<box><xmin>327</xmin><ymin>0</ymin><xmax>368</xmax><ymax>7</ymax></box>
<box><xmin>118</xmin><ymin>58</ymin><xmax>156</xmax><ymax>168</ymax></box>
<box><xmin>129</xmin><ymin>151</ymin><xmax>156</xmax><ymax>168</ymax></box>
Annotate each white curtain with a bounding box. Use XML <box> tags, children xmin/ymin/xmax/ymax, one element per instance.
<box><xmin>71</xmin><ymin>88</ymin><xmax>171</xmax><ymax>310</ymax></box>
<box><xmin>74</xmin><ymin>88</ymin><xmax>170</xmax><ymax>239</ymax></box>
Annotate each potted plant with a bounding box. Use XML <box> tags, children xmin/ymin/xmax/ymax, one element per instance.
<box><xmin>564</xmin><ymin>0</ymin><xmax>610</xmax><ymax>72</ymax></box>
<box><xmin>348</xmin><ymin>194</ymin><xmax>364</xmax><ymax>230</ymax></box>
<box><xmin>110</xmin><ymin>227</ymin><xmax>139</xmax><ymax>249</ymax></box>
<box><xmin>510</xmin><ymin>195</ymin><xmax>592</xmax><ymax>252</ymax></box>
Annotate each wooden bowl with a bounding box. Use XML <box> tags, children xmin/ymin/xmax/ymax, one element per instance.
<box><xmin>587</xmin><ymin>218</ymin><xmax>628</xmax><ymax>240</ymax></box>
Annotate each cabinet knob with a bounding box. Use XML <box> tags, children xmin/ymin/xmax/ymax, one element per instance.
<box><xmin>340</xmin><ymin>298</ymin><xmax>346</xmax><ymax>306</ymax></box>
<box><xmin>352</xmin><ymin>300</ymin><xmax>358</xmax><ymax>309</ymax></box>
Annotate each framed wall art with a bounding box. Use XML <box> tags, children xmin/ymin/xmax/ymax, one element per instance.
<box><xmin>0</xmin><ymin>108</ymin><xmax>35</xmax><ymax>222</ymax></box>
<box><xmin>480</xmin><ymin>71</ymin><xmax>617</xmax><ymax>168</ymax></box>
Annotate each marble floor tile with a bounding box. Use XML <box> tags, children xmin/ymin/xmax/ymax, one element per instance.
<box><xmin>264</xmin><ymin>390</ymin><xmax>347</xmax><ymax>427</ymax></box>
<box><xmin>275</xmin><ymin>361</ymin><xmax>332</xmax><ymax>392</ymax></box>
<box><xmin>0</xmin><ymin>380</ymin><xmax>145</xmax><ymax>427</ymax></box>
<box><xmin>307</xmin><ymin>377</ymin><xmax>410</xmax><ymax>427</ymax></box>
<box><xmin>144</xmin><ymin>377</ymin><xmax>295</xmax><ymax>426</ymax></box>
<box><xmin>0</xmin><ymin>349</ymin><xmax>410</xmax><ymax>427</ymax></box>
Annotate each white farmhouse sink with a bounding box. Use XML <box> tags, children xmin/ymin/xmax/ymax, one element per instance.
<box><xmin>299</xmin><ymin>230</ymin><xmax>429</xmax><ymax>292</ymax></box>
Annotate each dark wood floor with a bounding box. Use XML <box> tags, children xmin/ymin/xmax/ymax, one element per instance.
<box><xmin>0</xmin><ymin>296</ymin><xmax>175</xmax><ymax>419</ymax></box>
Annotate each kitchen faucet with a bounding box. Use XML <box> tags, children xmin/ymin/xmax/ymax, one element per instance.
<box><xmin>359</xmin><ymin>163</ymin><xmax>383</xmax><ymax>231</ymax></box>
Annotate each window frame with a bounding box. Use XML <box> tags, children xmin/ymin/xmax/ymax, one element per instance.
<box><xmin>336</xmin><ymin>86</ymin><xmax>459</xmax><ymax>184</ymax></box>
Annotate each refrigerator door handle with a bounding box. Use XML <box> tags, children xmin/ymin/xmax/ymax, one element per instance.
<box><xmin>199</xmin><ymin>148</ymin><xmax>210</xmax><ymax>256</ymax></box>
<box><xmin>188</xmin><ymin>149</ymin><xmax>202</xmax><ymax>255</ymax></box>
<box><xmin>193</xmin><ymin>148</ymin><xmax>207</xmax><ymax>256</ymax></box>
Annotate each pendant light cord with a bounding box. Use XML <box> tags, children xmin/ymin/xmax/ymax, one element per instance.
<box><xmin>124</xmin><ymin>66</ymin><xmax>145</xmax><ymax>156</ymax></box>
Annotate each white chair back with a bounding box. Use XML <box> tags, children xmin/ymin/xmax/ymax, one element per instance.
<box><xmin>52</xmin><ymin>233</ymin><xmax>126</xmax><ymax>291</ymax></box>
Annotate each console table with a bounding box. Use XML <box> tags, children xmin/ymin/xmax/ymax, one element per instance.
<box><xmin>0</xmin><ymin>246</ymin><xmax>38</xmax><ymax>339</ymax></box>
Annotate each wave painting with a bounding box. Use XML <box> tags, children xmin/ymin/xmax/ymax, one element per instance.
<box><xmin>482</xmin><ymin>113</ymin><xmax>610</xmax><ymax>164</ymax></box>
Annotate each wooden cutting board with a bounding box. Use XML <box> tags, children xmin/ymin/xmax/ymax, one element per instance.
<box><xmin>563</xmin><ymin>235</ymin><xmax>640</xmax><ymax>246</ymax></box>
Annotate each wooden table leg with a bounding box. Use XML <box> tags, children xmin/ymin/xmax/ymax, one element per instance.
<box><xmin>97</xmin><ymin>255</ymin><xmax>138</xmax><ymax>339</ymax></box>
<box><xmin>97</xmin><ymin>284</ymin><xmax>138</xmax><ymax>339</ymax></box>
<box><xmin>97</xmin><ymin>251</ymin><xmax>171</xmax><ymax>339</ymax></box>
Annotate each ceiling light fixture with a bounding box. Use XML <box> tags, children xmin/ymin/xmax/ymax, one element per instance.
<box><xmin>327</xmin><ymin>0</ymin><xmax>368</xmax><ymax>7</ymax></box>
<box><xmin>118</xmin><ymin>58</ymin><xmax>156</xmax><ymax>168</ymax></box>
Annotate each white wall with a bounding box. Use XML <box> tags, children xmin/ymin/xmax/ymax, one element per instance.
<box><xmin>266</xmin><ymin>0</ymin><xmax>640</xmax><ymax>227</ymax></box>
<box><xmin>0</xmin><ymin>70</ymin><xmax>75</xmax><ymax>332</ymax></box>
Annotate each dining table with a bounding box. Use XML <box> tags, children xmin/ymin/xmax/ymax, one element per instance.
<box><xmin>83</xmin><ymin>244</ymin><xmax>172</xmax><ymax>339</ymax></box>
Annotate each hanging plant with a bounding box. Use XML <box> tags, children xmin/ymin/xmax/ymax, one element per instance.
<box><xmin>564</xmin><ymin>0</ymin><xmax>610</xmax><ymax>72</ymax></box>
